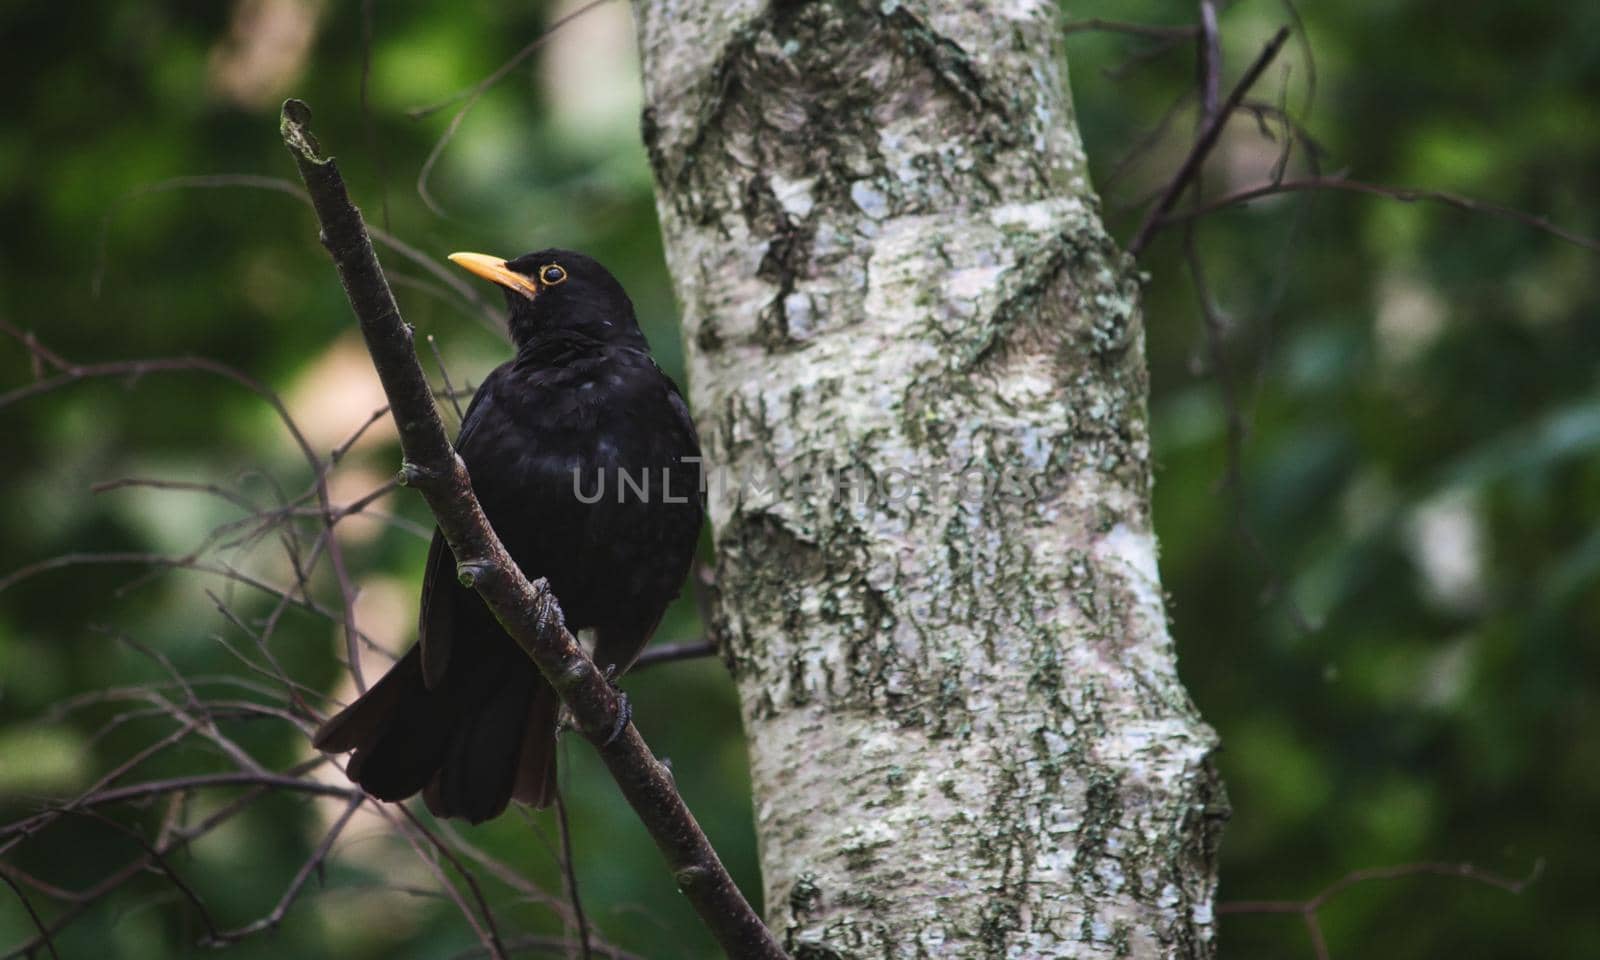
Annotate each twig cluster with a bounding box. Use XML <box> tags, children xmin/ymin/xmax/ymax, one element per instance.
<box><xmin>0</xmin><ymin>316</ymin><xmax>631</xmax><ymax>958</ymax></box>
<box><xmin>1</xmin><ymin>241</ymin><xmax>722</xmax><ymax>956</ymax></box>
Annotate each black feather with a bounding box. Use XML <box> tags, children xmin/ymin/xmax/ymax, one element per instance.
<box><xmin>312</xmin><ymin>249</ymin><xmax>703</xmax><ymax>821</ymax></box>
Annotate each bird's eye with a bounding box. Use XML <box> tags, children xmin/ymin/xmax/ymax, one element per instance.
<box><xmin>540</xmin><ymin>264</ymin><xmax>567</xmax><ymax>285</ymax></box>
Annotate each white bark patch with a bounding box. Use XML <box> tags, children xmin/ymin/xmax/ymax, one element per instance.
<box><xmin>771</xmin><ymin>172</ymin><xmax>817</xmax><ymax>219</ymax></box>
<box><xmin>850</xmin><ymin>180</ymin><xmax>891</xmax><ymax>219</ymax></box>
<box><xmin>1096</xmin><ymin>522</ymin><xmax>1164</xmax><ymax>614</ymax></box>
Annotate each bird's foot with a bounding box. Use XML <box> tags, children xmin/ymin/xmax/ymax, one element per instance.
<box><xmin>603</xmin><ymin>691</ymin><xmax>632</xmax><ymax>747</ymax></box>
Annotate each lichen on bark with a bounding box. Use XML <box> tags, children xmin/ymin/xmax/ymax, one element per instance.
<box><xmin>635</xmin><ymin>1</ymin><xmax>1226</xmax><ymax>956</ymax></box>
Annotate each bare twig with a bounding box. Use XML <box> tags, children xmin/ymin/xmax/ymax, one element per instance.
<box><xmin>432</xmin><ymin>819</ymin><xmax>571</xmax><ymax>919</ymax></box>
<box><xmin>204</xmin><ymin>795</ymin><xmax>365</xmax><ymax>944</ymax></box>
<box><xmin>1103</xmin><ymin>34</ymin><xmax>1195</xmax><ymax>82</ymax></box>
<box><xmin>358</xmin><ymin>0</ymin><xmax>391</xmax><ymax>232</ymax></box>
<box><xmin>74</xmin><ymin>808</ymin><xmax>224</xmax><ymax>944</ymax></box>
<box><xmin>0</xmin><ymin>870</ymin><xmax>61</xmax><ymax>960</ymax></box>
<box><xmin>7</xmin><ymin>771</ymin><xmax>352</xmax><ymax>832</ymax></box>
<box><xmin>91</xmin><ymin>476</ymin><xmax>259</xmax><ymax>513</ymax></box>
<box><xmin>89</xmin><ymin>175</ymin><xmax>502</xmax><ymax>335</ymax></box>
<box><xmin>410</xmin><ymin>0</ymin><xmax>615</xmax><ymax>217</ymax></box>
<box><xmin>633</xmin><ymin>640</ymin><xmax>718</xmax><ymax>670</ymax></box>
<box><xmin>1280</xmin><ymin>0</ymin><xmax>1316</xmax><ymax>124</ymax></box>
<box><xmin>553</xmin><ymin>793</ymin><xmax>593</xmax><ymax>960</ymax></box>
<box><xmin>0</xmin><ymin>321</ymin><xmax>389</xmax><ymax>684</ymax></box>
<box><xmin>1126</xmin><ymin>26</ymin><xmax>1292</xmax><ymax>256</ymax></box>
<box><xmin>1182</xmin><ymin>210</ymin><xmax>1317</xmax><ymax>635</ymax></box>
<box><xmin>0</xmin><ymin>551</ymin><xmax>364</xmax><ymax>637</ymax></box>
<box><xmin>430</xmin><ymin>333</ymin><xmax>467</xmax><ymax>422</ymax></box>
<box><xmin>205</xmin><ymin>589</ymin><xmax>324</xmax><ymax>716</ymax></box>
<box><xmin>371</xmin><ymin>805</ymin><xmax>508</xmax><ymax>960</ymax></box>
<box><xmin>1102</xmin><ymin>89</ymin><xmax>1195</xmax><ymax>196</ymax></box>
<box><xmin>449</xmin><ymin>935</ymin><xmax>649</xmax><ymax>960</ymax></box>
<box><xmin>1061</xmin><ymin>18</ymin><xmax>1198</xmax><ymax>41</ymax></box>
<box><xmin>1159</xmin><ymin>176</ymin><xmax>1600</xmax><ymax>254</ymax></box>
<box><xmin>1197</xmin><ymin>2</ymin><xmax>1221</xmax><ymax>127</ymax></box>
<box><xmin>2</xmin><ymin>766</ymin><xmax>327</xmax><ymax>960</ymax></box>
<box><xmin>281</xmin><ymin>98</ymin><xmax>786</xmax><ymax>960</ymax></box>
<box><xmin>320</xmin><ymin>486</ymin><xmax>367</xmax><ymax>693</ymax></box>
<box><xmin>1220</xmin><ymin>859</ymin><xmax>1545</xmax><ymax>960</ymax></box>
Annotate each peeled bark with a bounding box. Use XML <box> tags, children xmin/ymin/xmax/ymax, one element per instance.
<box><xmin>635</xmin><ymin>2</ymin><xmax>1226</xmax><ymax>956</ymax></box>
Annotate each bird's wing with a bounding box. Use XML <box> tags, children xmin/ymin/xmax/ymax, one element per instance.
<box><xmin>450</xmin><ymin>365</ymin><xmax>502</xmax><ymax>452</ymax></box>
<box><xmin>417</xmin><ymin>366</ymin><xmax>505</xmax><ymax>689</ymax></box>
<box><xmin>417</xmin><ymin>530</ymin><xmax>456</xmax><ymax>688</ymax></box>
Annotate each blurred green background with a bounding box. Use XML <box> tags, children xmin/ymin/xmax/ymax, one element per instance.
<box><xmin>0</xmin><ymin>0</ymin><xmax>1594</xmax><ymax>957</ymax></box>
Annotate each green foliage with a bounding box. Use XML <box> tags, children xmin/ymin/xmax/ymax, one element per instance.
<box><xmin>1067</xmin><ymin>1</ymin><xmax>1598</xmax><ymax>956</ymax></box>
<box><xmin>0</xmin><ymin>2</ymin><xmax>744</xmax><ymax>957</ymax></box>
<box><xmin>0</xmin><ymin>0</ymin><xmax>1594</xmax><ymax>957</ymax></box>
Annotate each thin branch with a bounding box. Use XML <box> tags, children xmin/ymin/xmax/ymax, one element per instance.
<box><xmin>73</xmin><ymin>808</ymin><xmax>224</xmax><ymax>945</ymax></box>
<box><xmin>1</xmin><ymin>768</ymin><xmax>323</xmax><ymax>960</ymax></box>
<box><xmin>0</xmin><ymin>321</ymin><xmax>372</xmax><ymax>692</ymax></box>
<box><xmin>1220</xmin><ymin>859</ymin><xmax>1545</xmax><ymax>960</ymax></box>
<box><xmin>203</xmin><ymin>795</ymin><xmax>365</xmax><ymax>944</ymax></box>
<box><xmin>1197</xmin><ymin>2</ymin><xmax>1221</xmax><ymax>128</ymax></box>
<box><xmin>432</xmin><ymin>819</ymin><xmax>572</xmax><ymax>919</ymax></box>
<box><xmin>553</xmin><ymin>793</ymin><xmax>593</xmax><ymax>960</ymax></box>
<box><xmin>0</xmin><ymin>720</ymin><xmax>205</xmax><ymax>858</ymax></box>
<box><xmin>1101</xmin><ymin>89</ymin><xmax>1195</xmax><ymax>196</ymax></box>
<box><xmin>395</xmin><ymin>806</ymin><xmax>510</xmax><ymax>960</ymax></box>
<box><xmin>281</xmin><ymin>98</ymin><xmax>787</xmax><ymax>960</ymax></box>
<box><xmin>1103</xmin><ymin>33</ymin><xmax>1194</xmax><ymax>82</ymax></box>
<box><xmin>1158</xmin><ymin>176</ymin><xmax>1600</xmax><ymax>254</ymax></box>
<box><xmin>1061</xmin><ymin>18</ymin><xmax>1199</xmax><ymax>41</ymax></box>
<box><xmin>0</xmin><ymin>870</ymin><xmax>60</xmax><ymax>960</ymax></box>
<box><xmin>430</xmin><ymin>333</ymin><xmax>467</xmax><ymax>422</ymax></box>
<box><xmin>358</xmin><ymin>0</ymin><xmax>391</xmax><ymax>232</ymax></box>
<box><xmin>106</xmin><ymin>631</ymin><xmax>271</xmax><ymax>777</ymax></box>
<box><xmin>374</xmin><ymin>805</ymin><xmax>507</xmax><ymax>960</ymax></box>
<box><xmin>0</xmin><ymin>862</ymin><xmax>84</xmax><ymax>906</ymax></box>
<box><xmin>88</xmin><ymin>175</ymin><xmax>502</xmax><ymax>335</ymax></box>
<box><xmin>1182</xmin><ymin>213</ymin><xmax>1318</xmax><ymax>635</ymax></box>
<box><xmin>410</xmin><ymin>0</ymin><xmax>616</xmax><ymax>217</ymax></box>
<box><xmin>449</xmin><ymin>935</ymin><xmax>649</xmax><ymax>960</ymax></box>
<box><xmin>32</xmin><ymin>770</ymin><xmax>351</xmax><ymax>821</ymax></box>
<box><xmin>0</xmin><ymin>551</ymin><xmax>363</xmax><ymax>638</ymax></box>
<box><xmin>91</xmin><ymin>476</ymin><xmax>259</xmax><ymax>514</ymax></box>
<box><xmin>1280</xmin><ymin>0</ymin><xmax>1316</xmax><ymax>124</ymax></box>
<box><xmin>205</xmin><ymin>589</ymin><xmax>324</xmax><ymax>716</ymax></box>
<box><xmin>1126</xmin><ymin>26</ymin><xmax>1292</xmax><ymax>256</ymax></box>
<box><xmin>632</xmin><ymin>640</ymin><xmax>717</xmax><ymax>670</ymax></box>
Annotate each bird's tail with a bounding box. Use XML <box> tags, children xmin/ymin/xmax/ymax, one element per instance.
<box><xmin>314</xmin><ymin>646</ymin><xmax>559</xmax><ymax>822</ymax></box>
<box><xmin>511</xmin><ymin>685</ymin><xmax>562</xmax><ymax>809</ymax></box>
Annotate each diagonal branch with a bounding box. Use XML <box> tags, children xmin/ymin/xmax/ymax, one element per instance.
<box><xmin>1127</xmin><ymin>25</ymin><xmax>1292</xmax><ymax>256</ymax></box>
<box><xmin>0</xmin><ymin>870</ymin><xmax>60</xmax><ymax>960</ymax></box>
<box><xmin>278</xmin><ymin>98</ymin><xmax>787</xmax><ymax>960</ymax></box>
<box><xmin>201</xmin><ymin>795</ymin><xmax>366</xmax><ymax>944</ymax></box>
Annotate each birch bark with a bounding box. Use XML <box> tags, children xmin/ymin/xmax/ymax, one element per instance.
<box><xmin>635</xmin><ymin>2</ymin><xmax>1226</xmax><ymax>956</ymax></box>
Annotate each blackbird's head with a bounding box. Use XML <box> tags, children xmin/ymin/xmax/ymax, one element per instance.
<box><xmin>447</xmin><ymin>248</ymin><xmax>645</xmax><ymax>348</ymax></box>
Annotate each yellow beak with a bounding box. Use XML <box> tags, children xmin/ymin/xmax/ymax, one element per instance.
<box><xmin>447</xmin><ymin>252</ymin><xmax>541</xmax><ymax>301</ymax></box>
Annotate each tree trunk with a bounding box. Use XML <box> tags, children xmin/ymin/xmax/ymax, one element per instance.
<box><xmin>635</xmin><ymin>2</ymin><xmax>1226</xmax><ymax>956</ymax></box>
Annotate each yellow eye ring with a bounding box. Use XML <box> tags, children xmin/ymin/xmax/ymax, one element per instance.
<box><xmin>540</xmin><ymin>264</ymin><xmax>567</xmax><ymax>285</ymax></box>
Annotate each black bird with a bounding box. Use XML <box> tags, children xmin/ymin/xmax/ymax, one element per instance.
<box><xmin>314</xmin><ymin>249</ymin><xmax>704</xmax><ymax>823</ymax></box>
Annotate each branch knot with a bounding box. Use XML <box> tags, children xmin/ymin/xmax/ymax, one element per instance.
<box><xmin>455</xmin><ymin>560</ymin><xmax>493</xmax><ymax>588</ymax></box>
<box><xmin>397</xmin><ymin>460</ymin><xmax>441</xmax><ymax>488</ymax></box>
